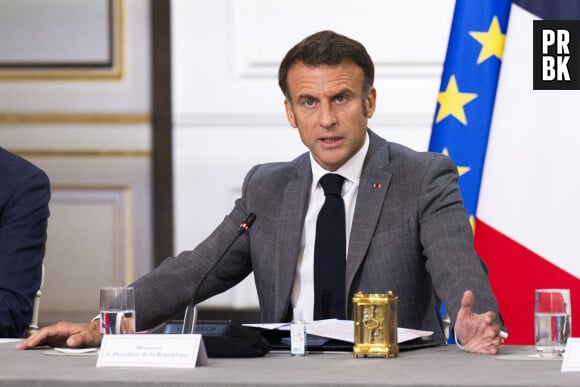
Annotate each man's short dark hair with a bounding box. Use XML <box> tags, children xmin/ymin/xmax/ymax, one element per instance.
<box><xmin>278</xmin><ymin>30</ymin><xmax>375</xmax><ymax>100</ymax></box>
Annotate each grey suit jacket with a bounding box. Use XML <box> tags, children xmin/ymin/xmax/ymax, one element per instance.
<box><xmin>133</xmin><ymin>130</ymin><xmax>503</xmax><ymax>346</ymax></box>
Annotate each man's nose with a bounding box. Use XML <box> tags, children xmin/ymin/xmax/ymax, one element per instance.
<box><xmin>319</xmin><ymin>101</ymin><xmax>336</xmax><ymax>127</ymax></box>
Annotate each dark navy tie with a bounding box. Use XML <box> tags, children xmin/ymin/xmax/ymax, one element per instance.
<box><xmin>314</xmin><ymin>173</ymin><xmax>346</xmax><ymax>320</ymax></box>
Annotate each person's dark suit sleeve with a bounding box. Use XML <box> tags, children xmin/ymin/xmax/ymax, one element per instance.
<box><xmin>0</xmin><ymin>168</ymin><xmax>50</xmax><ymax>337</ymax></box>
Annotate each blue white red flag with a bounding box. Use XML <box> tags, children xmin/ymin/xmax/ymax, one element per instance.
<box><xmin>432</xmin><ymin>0</ymin><xmax>580</xmax><ymax>344</ymax></box>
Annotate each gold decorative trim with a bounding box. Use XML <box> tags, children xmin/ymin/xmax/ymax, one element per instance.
<box><xmin>0</xmin><ymin>0</ymin><xmax>124</xmax><ymax>81</ymax></box>
<box><xmin>0</xmin><ymin>113</ymin><xmax>149</xmax><ymax>124</ymax></box>
<box><xmin>11</xmin><ymin>149</ymin><xmax>150</xmax><ymax>158</ymax></box>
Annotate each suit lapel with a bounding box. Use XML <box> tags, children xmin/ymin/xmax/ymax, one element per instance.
<box><xmin>346</xmin><ymin>132</ymin><xmax>392</xmax><ymax>296</ymax></box>
<box><xmin>273</xmin><ymin>155</ymin><xmax>312</xmax><ymax>321</ymax></box>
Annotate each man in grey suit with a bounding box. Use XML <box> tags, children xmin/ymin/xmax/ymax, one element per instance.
<box><xmin>19</xmin><ymin>30</ymin><xmax>505</xmax><ymax>354</ymax></box>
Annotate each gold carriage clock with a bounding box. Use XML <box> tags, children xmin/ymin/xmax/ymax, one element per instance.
<box><xmin>352</xmin><ymin>291</ymin><xmax>398</xmax><ymax>358</ymax></box>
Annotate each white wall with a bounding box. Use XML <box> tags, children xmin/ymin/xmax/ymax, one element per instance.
<box><xmin>171</xmin><ymin>0</ymin><xmax>455</xmax><ymax>309</ymax></box>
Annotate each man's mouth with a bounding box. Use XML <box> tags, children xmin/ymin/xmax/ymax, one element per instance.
<box><xmin>321</xmin><ymin>137</ymin><xmax>341</xmax><ymax>143</ymax></box>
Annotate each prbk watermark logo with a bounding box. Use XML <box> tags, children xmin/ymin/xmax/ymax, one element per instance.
<box><xmin>533</xmin><ymin>20</ymin><xmax>580</xmax><ymax>90</ymax></box>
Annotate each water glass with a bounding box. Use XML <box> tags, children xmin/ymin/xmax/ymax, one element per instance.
<box><xmin>535</xmin><ymin>288</ymin><xmax>571</xmax><ymax>356</ymax></box>
<box><xmin>99</xmin><ymin>287</ymin><xmax>136</xmax><ymax>335</ymax></box>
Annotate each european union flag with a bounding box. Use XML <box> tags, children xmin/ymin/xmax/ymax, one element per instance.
<box><xmin>430</xmin><ymin>0</ymin><xmax>512</xmax><ymax>345</ymax></box>
<box><xmin>429</xmin><ymin>0</ymin><xmax>511</xmax><ymax>221</ymax></box>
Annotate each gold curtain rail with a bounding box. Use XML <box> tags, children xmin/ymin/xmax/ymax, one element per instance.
<box><xmin>10</xmin><ymin>149</ymin><xmax>150</xmax><ymax>158</ymax></box>
<box><xmin>0</xmin><ymin>113</ymin><xmax>150</xmax><ymax>124</ymax></box>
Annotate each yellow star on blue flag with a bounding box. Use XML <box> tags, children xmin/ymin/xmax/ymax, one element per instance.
<box><xmin>442</xmin><ymin>148</ymin><xmax>470</xmax><ymax>177</ymax></box>
<box><xmin>436</xmin><ymin>75</ymin><xmax>478</xmax><ymax>125</ymax></box>
<box><xmin>470</xmin><ymin>16</ymin><xmax>507</xmax><ymax>64</ymax></box>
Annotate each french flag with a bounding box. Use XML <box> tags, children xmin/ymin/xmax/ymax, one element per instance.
<box><xmin>430</xmin><ymin>0</ymin><xmax>580</xmax><ymax>344</ymax></box>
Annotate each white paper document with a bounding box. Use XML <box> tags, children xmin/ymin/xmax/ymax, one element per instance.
<box><xmin>562</xmin><ymin>338</ymin><xmax>580</xmax><ymax>372</ymax></box>
<box><xmin>244</xmin><ymin>319</ymin><xmax>432</xmax><ymax>344</ymax></box>
<box><xmin>0</xmin><ymin>338</ymin><xmax>22</xmax><ymax>344</ymax></box>
<box><xmin>43</xmin><ymin>347</ymin><xmax>99</xmax><ymax>356</ymax></box>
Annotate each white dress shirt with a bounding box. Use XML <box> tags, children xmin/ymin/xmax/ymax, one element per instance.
<box><xmin>291</xmin><ymin>133</ymin><xmax>370</xmax><ymax>321</ymax></box>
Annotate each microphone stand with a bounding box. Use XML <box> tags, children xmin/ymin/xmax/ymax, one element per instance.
<box><xmin>182</xmin><ymin>213</ymin><xmax>256</xmax><ymax>334</ymax></box>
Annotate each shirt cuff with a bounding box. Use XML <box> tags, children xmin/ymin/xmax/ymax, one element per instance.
<box><xmin>454</xmin><ymin>329</ymin><xmax>465</xmax><ymax>350</ymax></box>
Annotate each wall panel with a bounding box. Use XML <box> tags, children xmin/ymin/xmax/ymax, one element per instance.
<box><xmin>42</xmin><ymin>187</ymin><xmax>133</xmax><ymax>322</ymax></box>
<box><xmin>17</xmin><ymin>153</ymin><xmax>152</xmax><ymax>324</ymax></box>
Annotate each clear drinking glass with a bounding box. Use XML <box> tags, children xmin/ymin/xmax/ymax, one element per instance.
<box><xmin>99</xmin><ymin>287</ymin><xmax>136</xmax><ymax>335</ymax></box>
<box><xmin>535</xmin><ymin>288</ymin><xmax>571</xmax><ymax>356</ymax></box>
<box><xmin>182</xmin><ymin>304</ymin><xmax>197</xmax><ymax>334</ymax></box>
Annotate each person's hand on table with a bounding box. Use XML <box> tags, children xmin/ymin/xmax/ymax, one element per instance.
<box><xmin>454</xmin><ymin>290</ymin><xmax>505</xmax><ymax>355</ymax></box>
<box><xmin>16</xmin><ymin>320</ymin><xmax>101</xmax><ymax>349</ymax></box>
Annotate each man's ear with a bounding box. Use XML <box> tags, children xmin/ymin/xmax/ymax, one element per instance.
<box><xmin>365</xmin><ymin>87</ymin><xmax>377</xmax><ymax>118</ymax></box>
<box><xmin>284</xmin><ymin>99</ymin><xmax>297</xmax><ymax>128</ymax></box>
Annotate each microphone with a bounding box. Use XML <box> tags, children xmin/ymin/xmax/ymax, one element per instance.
<box><xmin>182</xmin><ymin>213</ymin><xmax>256</xmax><ymax>334</ymax></box>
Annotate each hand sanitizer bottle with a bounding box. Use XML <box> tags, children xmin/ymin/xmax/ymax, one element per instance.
<box><xmin>290</xmin><ymin>307</ymin><xmax>307</xmax><ymax>356</ymax></box>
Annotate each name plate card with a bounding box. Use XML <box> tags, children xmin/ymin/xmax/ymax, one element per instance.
<box><xmin>97</xmin><ymin>334</ymin><xmax>208</xmax><ymax>368</ymax></box>
<box><xmin>562</xmin><ymin>338</ymin><xmax>580</xmax><ymax>372</ymax></box>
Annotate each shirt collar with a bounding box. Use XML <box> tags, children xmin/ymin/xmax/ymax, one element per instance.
<box><xmin>310</xmin><ymin>132</ymin><xmax>369</xmax><ymax>186</ymax></box>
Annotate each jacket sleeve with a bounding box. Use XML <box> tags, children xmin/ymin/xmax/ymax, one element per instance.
<box><xmin>0</xmin><ymin>167</ymin><xmax>50</xmax><ymax>337</ymax></box>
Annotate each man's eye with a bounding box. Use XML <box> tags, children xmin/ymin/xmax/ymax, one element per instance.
<box><xmin>304</xmin><ymin>99</ymin><xmax>315</xmax><ymax>107</ymax></box>
<box><xmin>335</xmin><ymin>95</ymin><xmax>346</xmax><ymax>103</ymax></box>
